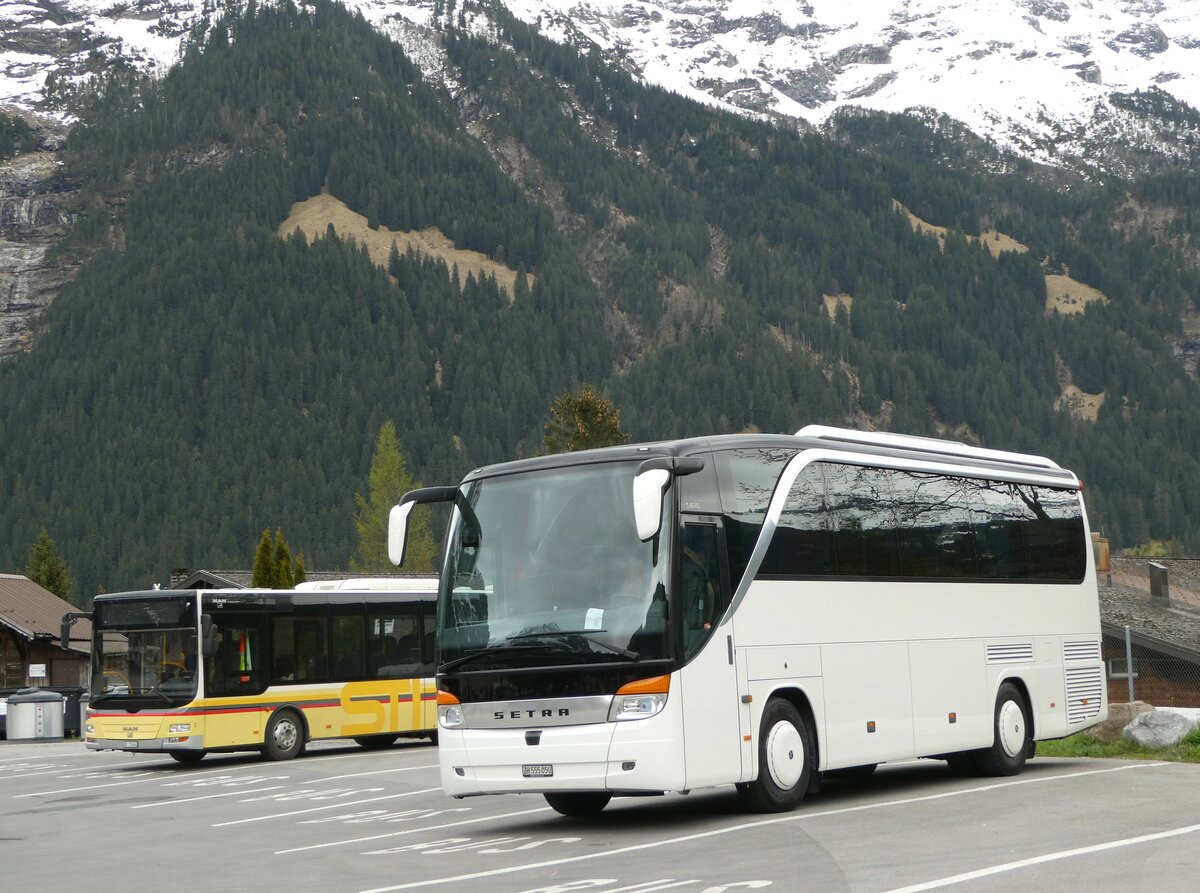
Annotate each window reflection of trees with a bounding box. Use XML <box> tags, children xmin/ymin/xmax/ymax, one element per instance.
<box><xmin>762</xmin><ymin>462</ymin><xmax>1085</xmax><ymax>581</ymax></box>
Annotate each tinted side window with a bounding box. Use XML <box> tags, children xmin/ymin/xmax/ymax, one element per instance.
<box><xmin>206</xmin><ymin>614</ymin><xmax>268</xmax><ymax>696</ymax></box>
<box><xmin>715</xmin><ymin>448</ymin><xmax>798</xmax><ymax>589</ymax></box>
<box><xmin>369</xmin><ymin>607</ymin><xmax>422</xmax><ymax>678</ymax></box>
<box><xmin>294</xmin><ymin>608</ymin><xmax>329</xmax><ymax>682</ymax></box>
<box><xmin>968</xmin><ymin>480</ymin><xmax>1035</xmax><ymax>579</ymax></box>
<box><xmin>825</xmin><ymin>464</ymin><xmax>900</xmax><ymax>577</ymax></box>
<box><xmin>891</xmin><ymin>472</ymin><xmax>979</xmax><ymax>578</ymax></box>
<box><xmin>1018</xmin><ymin>486</ymin><xmax>1086</xmax><ymax>580</ymax></box>
<box><xmin>330</xmin><ymin>609</ymin><xmax>365</xmax><ymax>680</ymax></box>
<box><xmin>762</xmin><ymin>462</ymin><xmax>836</xmax><ymax>576</ymax></box>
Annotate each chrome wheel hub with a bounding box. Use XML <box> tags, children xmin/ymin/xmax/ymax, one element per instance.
<box><xmin>998</xmin><ymin>699</ymin><xmax>1025</xmax><ymax>758</ymax></box>
<box><xmin>765</xmin><ymin>720</ymin><xmax>805</xmax><ymax>790</ymax></box>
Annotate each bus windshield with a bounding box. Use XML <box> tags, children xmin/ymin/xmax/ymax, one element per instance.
<box><xmin>90</xmin><ymin>596</ymin><xmax>199</xmax><ymax>707</ymax></box>
<box><xmin>439</xmin><ymin>461</ymin><xmax>672</xmax><ymax>668</ymax></box>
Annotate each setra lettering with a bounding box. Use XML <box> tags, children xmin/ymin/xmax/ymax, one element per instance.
<box><xmin>493</xmin><ymin>708</ymin><xmax>572</xmax><ymax>720</ymax></box>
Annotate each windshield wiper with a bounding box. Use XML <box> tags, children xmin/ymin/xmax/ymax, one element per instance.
<box><xmin>135</xmin><ymin>687</ymin><xmax>174</xmax><ymax>706</ymax></box>
<box><xmin>439</xmin><ymin>643</ymin><xmax>556</xmax><ymax>673</ymax></box>
<box><xmin>507</xmin><ymin>630</ymin><xmax>639</xmax><ymax>661</ymax></box>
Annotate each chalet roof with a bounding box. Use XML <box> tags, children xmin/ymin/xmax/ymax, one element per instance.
<box><xmin>0</xmin><ymin>573</ymin><xmax>91</xmax><ymax>654</ymax></box>
<box><xmin>1101</xmin><ymin>558</ymin><xmax>1200</xmax><ymax>656</ymax></box>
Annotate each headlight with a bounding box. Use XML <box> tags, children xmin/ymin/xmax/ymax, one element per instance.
<box><xmin>608</xmin><ymin>674</ymin><xmax>671</xmax><ymax>721</ymax></box>
<box><xmin>169</xmin><ymin>723</ymin><xmax>191</xmax><ymax>734</ymax></box>
<box><xmin>609</xmin><ymin>692</ymin><xmax>668</xmax><ymax>721</ymax></box>
<box><xmin>438</xmin><ymin>705</ymin><xmax>464</xmax><ymax>728</ymax></box>
<box><xmin>85</xmin><ymin>724</ymin><xmax>94</xmax><ymax>734</ymax></box>
<box><xmin>436</xmin><ymin>690</ymin><xmax>464</xmax><ymax>728</ymax></box>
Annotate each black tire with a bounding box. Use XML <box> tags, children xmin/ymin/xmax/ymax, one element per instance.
<box><xmin>263</xmin><ymin>709</ymin><xmax>306</xmax><ymax>761</ymax></box>
<box><xmin>543</xmin><ymin>792</ymin><xmax>613</xmax><ymax>816</ymax></box>
<box><xmin>169</xmin><ymin>750</ymin><xmax>205</xmax><ymax>764</ymax></box>
<box><xmin>354</xmin><ymin>734</ymin><xmax>399</xmax><ymax>749</ymax></box>
<box><xmin>737</xmin><ymin>698</ymin><xmax>813</xmax><ymax>813</ymax></box>
<box><xmin>969</xmin><ymin>682</ymin><xmax>1031</xmax><ymax>777</ymax></box>
<box><xmin>825</xmin><ymin>763</ymin><xmax>877</xmax><ymax>782</ymax></box>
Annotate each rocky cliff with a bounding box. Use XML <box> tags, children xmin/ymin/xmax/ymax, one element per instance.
<box><xmin>0</xmin><ymin>111</ymin><xmax>78</xmax><ymax>360</ymax></box>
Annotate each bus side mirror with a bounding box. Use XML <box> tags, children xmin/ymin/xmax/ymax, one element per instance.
<box><xmin>388</xmin><ymin>501</ymin><xmax>416</xmax><ymax>566</ymax></box>
<box><xmin>633</xmin><ymin>468</ymin><xmax>671</xmax><ymax>541</ymax></box>
<box><xmin>388</xmin><ymin>485</ymin><xmax>460</xmax><ymax>566</ymax></box>
<box><xmin>60</xmin><ymin>611</ymin><xmax>91</xmax><ymax>651</ymax></box>
<box><xmin>201</xmin><ymin>615</ymin><xmax>217</xmax><ymax>658</ymax></box>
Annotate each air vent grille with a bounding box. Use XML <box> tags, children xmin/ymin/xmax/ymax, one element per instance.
<box><xmin>1066</xmin><ymin>666</ymin><xmax>1104</xmax><ymax>724</ymax></box>
<box><xmin>1063</xmin><ymin>640</ymin><xmax>1101</xmax><ymax>662</ymax></box>
<box><xmin>987</xmin><ymin>643</ymin><xmax>1034</xmax><ymax>663</ymax></box>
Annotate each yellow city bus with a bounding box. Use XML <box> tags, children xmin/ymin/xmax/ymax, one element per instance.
<box><xmin>73</xmin><ymin>581</ymin><xmax>438</xmax><ymax>762</ymax></box>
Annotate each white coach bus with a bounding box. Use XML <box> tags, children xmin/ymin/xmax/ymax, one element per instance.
<box><xmin>388</xmin><ymin>425</ymin><xmax>1106</xmax><ymax>815</ymax></box>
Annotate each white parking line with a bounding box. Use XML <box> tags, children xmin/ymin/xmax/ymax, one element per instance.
<box><xmin>0</xmin><ymin>766</ymin><xmax>149</xmax><ymax>780</ymax></box>
<box><xmin>0</xmin><ymin>751</ymin><xmax>97</xmax><ymax>762</ymax></box>
<box><xmin>303</xmin><ymin>764</ymin><xmax>439</xmax><ymax>782</ymax></box>
<box><xmin>131</xmin><ymin>785</ymin><xmax>288</xmax><ymax>808</ymax></box>
<box><xmin>275</xmin><ymin>807</ymin><xmax>554</xmax><ymax>854</ymax></box>
<box><xmin>881</xmin><ymin>822</ymin><xmax>1200</xmax><ymax>892</ymax></box>
<box><xmin>13</xmin><ymin>775</ymin><xmax>192</xmax><ymax>798</ymax></box>
<box><xmin>356</xmin><ymin>763</ymin><xmax>1166</xmax><ymax>892</ymax></box>
<box><xmin>213</xmin><ymin>787</ymin><xmax>443</xmax><ymax>826</ymax></box>
<box><xmin>11</xmin><ymin>752</ymin><xmax>436</xmax><ymax>798</ymax></box>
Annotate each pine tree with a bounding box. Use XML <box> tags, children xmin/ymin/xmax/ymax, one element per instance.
<box><xmin>251</xmin><ymin>528</ymin><xmax>276</xmax><ymax>588</ymax></box>
<box><xmin>294</xmin><ymin>554</ymin><xmax>308</xmax><ymax>585</ymax></box>
<box><xmin>543</xmin><ymin>385</ymin><xmax>630</xmax><ymax>453</ymax></box>
<box><xmin>26</xmin><ymin>530</ymin><xmax>73</xmax><ymax>603</ymax></box>
<box><xmin>274</xmin><ymin>529</ymin><xmax>295</xmax><ymax>589</ymax></box>
<box><xmin>352</xmin><ymin>420</ymin><xmax>438</xmax><ymax>572</ymax></box>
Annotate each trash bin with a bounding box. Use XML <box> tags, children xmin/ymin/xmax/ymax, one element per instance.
<box><xmin>45</xmin><ymin>686</ymin><xmax>87</xmax><ymax>737</ymax></box>
<box><xmin>5</xmin><ymin>688</ymin><xmax>67</xmax><ymax>741</ymax></box>
<box><xmin>0</xmin><ymin>687</ymin><xmax>19</xmax><ymax>739</ymax></box>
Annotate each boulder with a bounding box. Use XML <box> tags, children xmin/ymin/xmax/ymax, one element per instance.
<box><xmin>1084</xmin><ymin>700</ymin><xmax>1155</xmax><ymax>743</ymax></box>
<box><xmin>1123</xmin><ymin>710</ymin><xmax>1199</xmax><ymax>749</ymax></box>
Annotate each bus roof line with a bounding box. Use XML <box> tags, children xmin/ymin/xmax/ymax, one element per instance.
<box><xmin>794</xmin><ymin>425</ymin><xmax>1062</xmax><ymax>471</ymax></box>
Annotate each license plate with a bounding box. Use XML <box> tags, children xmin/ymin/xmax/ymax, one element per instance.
<box><xmin>522</xmin><ymin>764</ymin><xmax>553</xmax><ymax>778</ymax></box>
<box><xmin>123</xmin><ymin>741</ymin><xmax>139</xmax><ymax>748</ymax></box>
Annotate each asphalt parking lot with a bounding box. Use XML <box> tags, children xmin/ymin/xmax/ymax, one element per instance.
<box><xmin>2</xmin><ymin>739</ymin><xmax>1198</xmax><ymax>893</ymax></box>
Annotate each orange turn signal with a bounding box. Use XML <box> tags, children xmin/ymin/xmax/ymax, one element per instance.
<box><xmin>436</xmin><ymin>690</ymin><xmax>461</xmax><ymax>706</ymax></box>
<box><xmin>616</xmin><ymin>675</ymin><xmax>671</xmax><ymax>696</ymax></box>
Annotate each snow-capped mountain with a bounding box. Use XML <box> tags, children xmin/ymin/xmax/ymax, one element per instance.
<box><xmin>3</xmin><ymin>0</ymin><xmax>1200</xmax><ymax>175</ymax></box>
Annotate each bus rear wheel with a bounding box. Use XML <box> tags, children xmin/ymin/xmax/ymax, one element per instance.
<box><xmin>543</xmin><ymin>792</ymin><xmax>612</xmax><ymax>816</ymax></box>
<box><xmin>737</xmin><ymin>698</ymin><xmax>812</xmax><ymax>813</ymax></box>
<box><xmin>263</xmin><ymin>709</ymin><xmax>306</xmax><ymax>761</ymax></box>
<box><xmin>970</xmin><ymin>682</ymin><xmax>1030</xmax><ymax>777</ymax></box>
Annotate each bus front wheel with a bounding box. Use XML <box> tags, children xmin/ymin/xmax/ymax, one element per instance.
<box><xmin>169</xmin><ymin>750</ymin><xmax>205</xmax><ymax>765</ymax></box>
<box><xmin>970</xmin><ymin>682</ymin><xmax>1030</xmax><ymax>777</ymax></box>
<box><xmin>543</xmin><ymin>792</ymin><xmax>612</xmax><ymax>816</ymax></box>
<box><xmin>737</xmin><ymin>698</ymin><xmax>812</xmax><ymax>813</ymax></box>
<box><xmin>263</xmin><ymin>709</ymin><xmax>306</xmax><ymax>761</ymax></box>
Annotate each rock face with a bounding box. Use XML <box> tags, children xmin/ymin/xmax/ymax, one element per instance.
<box><xmin>0</xmin><ymin>118</ymin><xmax>79</xmax><ymax>361</ymax></box>
<box><xmin>1123</xmin><ymin>709</ymin><xmax>1199</xmax><ymax>748</ymax></box>
<box><xmin>1085</xmin><ymin>700</ymin><xmax>1156</xmax><ymax>743</ymax></box>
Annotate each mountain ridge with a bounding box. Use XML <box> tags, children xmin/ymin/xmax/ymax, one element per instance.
<box><xmin>5</xmin><ymin>0</ymin><xmax>1200</xmax><ymax>179</ymax></box>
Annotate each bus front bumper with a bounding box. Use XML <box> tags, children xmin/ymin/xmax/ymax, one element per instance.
<box><xmin>85</xmin><ymin>735</ymin><xmax>206</xmax><ymax>753</ymax></box>
<box><xmin>438</xmin><ymin>712</ymin><xmax>685</xmax><ymax>797</ymax></box>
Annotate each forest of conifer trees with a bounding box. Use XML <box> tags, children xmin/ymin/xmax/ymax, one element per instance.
<box><xmin>3</xmin><ymin>0</ymin><xmax>1200</xmax><ymax>601</ymax></box>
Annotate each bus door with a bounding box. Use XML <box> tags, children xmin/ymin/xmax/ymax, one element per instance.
<box><xmin>678</xmin><ymin>520</ymin><xmax>741</xmax><ymax>788</ymax></box>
